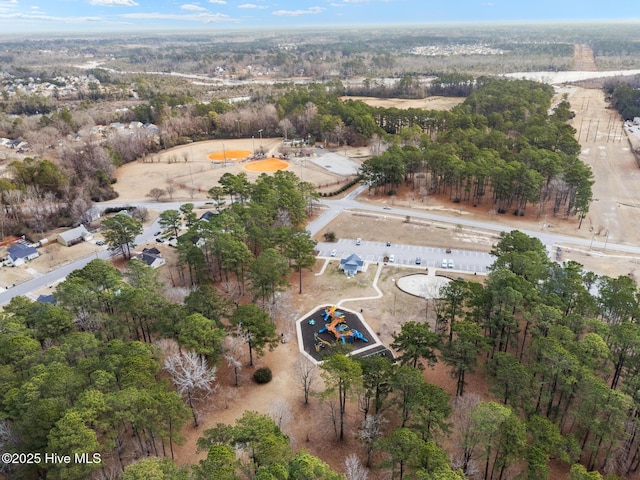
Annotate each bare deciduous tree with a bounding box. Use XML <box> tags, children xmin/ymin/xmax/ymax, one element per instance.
<box><xmin>24</xmin><ymin>126</ymin><xmax>59</xmax><ymax>157</ymax></box>
<box><xmin>294</xmin><ymin>355</ymin><xmax>317</xmax><ymax>405</ymax></box>
<box><xmin>147</xmin><ymin>188</ymin><xmax>166</xmax><ymax>202</ymax></box>
<box><xmin>0</xmin><ymin>419</ymin><xmax>17</xmax><ymax>477</ymax></box>
<box><xmin>105</xmin><ymin>130</ymin><xmax>151</xmax><ymax>164</ymax></box>
<box><xmin>451</xmin><ymin>393</ymin><xmax>482</xmax><ymax>475</ymax></box>
<box><xmin>165</xmin><ymin>180</ymin><xmax>176</xmax><ymax>200</ymax></box>
<box><xmin>269</xmin><ymin>398</ymin><xmax>292</xmax><ymax>432</ymax></box>
<box><xmin>164</xmin><ymin>350</ymin><xmax>217</xmax><ymax>427</ymax></box>
<box><xmin>132</xmin><ymin>206</ymin><xmax>149</xmax><ymax>223</ymax></box>
<box><xmin>224</xmin><ymin>334</ymin><xmax>244</xmax><ymax>387</ymax></box>
<box><xmin>344</xmin><ymin>454</ymin><xmax>369</xmax><ymax>480</ymax></box>
<box><xmin>359</xmin><ymin>414</ymin><xmax>387</xmax><ymax>468</ymax></box>
<box><xmin>278</xmin><ymin>118</ymin><xmax>294</xmax><ymax>141</ymax></box>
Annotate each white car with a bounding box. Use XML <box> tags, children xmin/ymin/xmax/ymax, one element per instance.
<box><xmin>448</xmin><ymin>259</ymin><xmax>455</xmax><ymax>269</ymax></box>
<box><xmin>330</xmin><ymin>249</ymin><xmax>337</xmax><ymax>257</ymax></box>
<box><xmin>356</xmin><ymin>238</ymin><xmax>362</xmax><ymax>245</ymax></box>
<box><xmin>441</xmin><ymin>258</ymin><xmax>448</xmax><ymax>268</ymax></box>
<box><xmin>389</xmin><ymin>254</ymin><xmax>395</xmax><ymax>263</ymax></box>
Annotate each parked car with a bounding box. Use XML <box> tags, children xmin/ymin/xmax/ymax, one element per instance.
<box><xmin>153</xmin><ymin>230</ymin><xmax>162</xmax><ymax>236</ymax></box>
<box><xmin>155</xmin><ymin>238</ymin><xmax>165</xmax><ymax>243</ymax></box>
<box><xmin>415</xmin><ymin>257</ymin><xmax>422</xmax><ymax>265</ymax></box>
<box><xmin>96</xmin><ymin>240</ymin><xmax>105</xmax><ymax>246</ymax></box>
<box><xmin>389</xmin><ymin>254</ymin><xmax>395</xmax><ymax>263</ymax></box>
<box><xmin>448</xmin><ymin>259</ymin><xmax>455</xmax><ymax>269</ymax></box>
<box><xmin>386</xmin><ymin>241</ymin><xmax>391</xmax><ymax>247</ymax></box>
<box><xmin>330</xmin><ymin>249</ymin><xmax>337</xmax><ymax>257</ymax></box>
<box><xmin>356</xmin><ymin>238</ymin><xmax>362</xmax><ymax>245</ymax></box>
<box><xmin>441</xmin><ymin>258</ymin><xmax>448</xmax><ymax>268</ymax></box>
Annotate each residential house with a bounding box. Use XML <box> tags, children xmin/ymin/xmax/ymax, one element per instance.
<box><xmin>57</xmin><ymin>225</ymin><xmax>93</xmax><ymax>247</ymax></box>
<box><xmin>7</xmin><ymin>243</ymin><xmax>39</xmax><ymax>266</ymax></box>
<box><xmin>136</xmin><ymin>247</ymin><xmax>165</xmax><ymax>269</ymax></box>
<box><xmin>199</xmin><ymin>211</ymin><xmax>217</xmax><ymax>222</ymax></box>
<box><xmin>83</xmin><ymin>207</ymin><xmax>101</xmax><ymax>224</ymax></box>
<box><xmin>36</xmin><ymin>294</ymin><xmax>56</xmax><ymax>304</ymax></box>
<box><xmin>339</xmin><ymin>253</ymin><xmax>365</xmax><ymax>276</ymax></box>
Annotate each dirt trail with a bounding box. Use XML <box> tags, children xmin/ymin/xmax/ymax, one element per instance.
<box><xmin>573</xmin><ymin>44</ymin><xmax>598</xmax><ymax>71</ymax></box>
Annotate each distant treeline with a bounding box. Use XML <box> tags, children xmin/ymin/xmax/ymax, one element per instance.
<box><xmin>345</xmin><ymin>73</ymin><xmax>476</xmax><ymax>99</ymax></box>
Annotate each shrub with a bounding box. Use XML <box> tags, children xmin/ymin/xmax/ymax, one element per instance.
<box><xmin>324</xmin><ymin>231</ymin><xmax>336</xmax><ymax>242</ymax></box>
<box><xmin>253</xmin><ymin>367</ymin><xmax>272</xmax><ymax>384</ymax></box>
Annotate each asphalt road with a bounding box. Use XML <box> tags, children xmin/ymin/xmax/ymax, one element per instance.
<box><xmin>0</xmin><ymin>216</ymin><xmax>165</xmax><ymax>305</ymax></box>
<box><xmin>3</xmin><ymin>184</ymin><xmax>640</xmax><ymax>305</ymax></box>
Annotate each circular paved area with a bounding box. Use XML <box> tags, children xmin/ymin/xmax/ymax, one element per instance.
<box><xmin>396</xmin><ymin>273</ymin><xmax>451</xmax><ymax>298</ymax></box>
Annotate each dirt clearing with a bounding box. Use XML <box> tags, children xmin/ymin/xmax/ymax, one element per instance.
<box><xmin>342</xmin><ymin>95</ymin><xmax>465</xmax><ymax>110</ymax></box>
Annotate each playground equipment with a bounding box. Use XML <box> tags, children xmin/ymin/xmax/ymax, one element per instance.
<box><xmin>314</xmin><ymin>332</ymin><xmax>333</xmax><ymax>352</ymax></box>
<box><xmin>317</xmin><ymin>306</ymin><xmax>368</xmax><ymax>345</ymax></box>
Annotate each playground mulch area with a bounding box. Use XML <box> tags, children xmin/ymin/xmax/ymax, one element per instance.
<box><xmin>298</xmin><ymin>306</ymin><xmax>389</xmax><ymax>362</ymax></box>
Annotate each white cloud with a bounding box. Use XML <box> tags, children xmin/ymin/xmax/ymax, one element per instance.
<box><xmin>0</xmin><ymin>0</ymin><xmax>17</xmax><ymax>14</ymax></box>
<box><xmin>338</xmin><ymin>0</ymin><xmax>398</xmax><ymax>3</ymax></box>
<box><xmin>89</xmin><ymin>0</ymin><xmax>139</xmax><ymax>6</ymax></box>
<box><xmin>0</xmin><ymin>12</ymin><xmax>104</xmax><ymax>24</ymax></box>
<box><xmin>120</xmin><ymin>11</ymin><xmax>231</xmax><ymax>23</ymax></box>
<box><xmin>208</xmin><ymin>0</ymin><xmax>227</xmax><ymax>4</ymax></box>
<box><xmin>181</xmin><ymin>4</ymin><xmax>207</xmax><ymax>11</ymax></box>
<box><xmin>238</xmin><ymin>3</ymin><xmax>267</xmax><ymax>8</ymax></box>
<box><xmin>272</xmin><ymin>6</ymin><xmax>324</xmax><ymax>16</ymax></box>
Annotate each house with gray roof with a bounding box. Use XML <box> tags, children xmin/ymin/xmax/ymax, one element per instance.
<box><xmin>57</xmin><ymin>225</ymin><xmax>93</xmax><ymax>246</ymax></box>
<box><xmin>339</xmin><ymin>253</ymin><xmax>364</xmax><ymax>276</ymax></box>
<box><xmin>136</xmin><ymin>247</ymin><xmax>165</xmax><ymax>269</ymax></box>
<box><xmin>199</xmin><ymin>211</ymin><xmax>217</xmax><ymax>222</ymax></box>
<box><xmin>7</xmin><ymin>243</ymin><xmax>39</xmax><ymax>266</ymax></box>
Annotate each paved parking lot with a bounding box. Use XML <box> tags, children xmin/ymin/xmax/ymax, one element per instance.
<box><xmin>318</xmin><ymin>238</ymin><xmax>493</xmax><ymax>274</ymax></box>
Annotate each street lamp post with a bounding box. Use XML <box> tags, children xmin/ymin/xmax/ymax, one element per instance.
<box><xmin>392</xmin><ymin>279</ymin><xmax>396</xmax><ymax>316</ymax></box>
<box><xmin>258</xmin><ymin>129</ymin><xmax>263</xmax><ymax>142</ymax></box>
<box><xmin>252</xmin><ymin>135</ymin><xmax>255</xmax><ymax>154</ymax></box>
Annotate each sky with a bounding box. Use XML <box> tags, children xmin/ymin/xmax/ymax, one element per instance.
<box><xmin>0</xmin><ymin>0</ymin><xmax>636</xmax><ymax>34</ymax></box>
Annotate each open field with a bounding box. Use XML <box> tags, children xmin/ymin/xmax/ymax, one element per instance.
<box><xmin>341</xmin><ymin>95</ymin><xmax>465</xmax><ymax>110</ymax></box>
<box><xmin>110</xmin><ymin>138</ymin><xmax>354</xmax><ymax>203</ymax></box>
